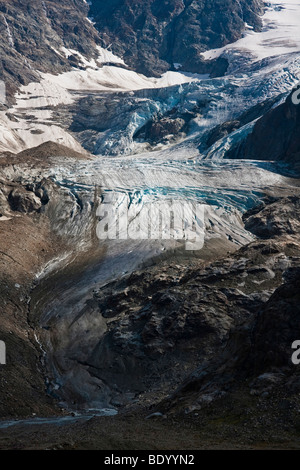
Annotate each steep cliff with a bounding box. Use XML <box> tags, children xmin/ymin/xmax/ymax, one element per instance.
<box><xmin>90</xmin><ymin>0</ymin><xmax>264</xmax><ymax>76</ymax></box>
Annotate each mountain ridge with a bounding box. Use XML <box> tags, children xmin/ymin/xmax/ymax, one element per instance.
<box><xmin>0</xmin><ymin>0</ymin><xmax>265</xmax><ymax>104</ymax></box>
<box><xmin>90</xmin><ymin>0</ymin><xmax>264</xmax><ymax>76</ymax></box>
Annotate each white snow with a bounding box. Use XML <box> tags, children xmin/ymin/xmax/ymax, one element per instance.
<box><xmin>61</xmin><ymin>45</ymin><xmax>125</xmax><ymax>67</ymax></box>
<box><xmin>14</xmin><ymin>78</ymin><xmax>74</xmax><ymax>109</ymax></box>
<box><xmin>0</xmin><ymin>75</ymin><xmax>83</xmax><ymax>153</ymax></box>
<box><xmin>60</xmin><ymin>47</ymin><xmax>98</xmax><ymax>69</ymax></box>
<box><xmin>0</xmin><ymin>45</ymin><xmax>202</xmax><ymax>154</ymax></box>
<box><xmin>41</xmin><ymin>67</ymin><xmax>201</xmax><ymax>95</ymax></box>
<box><xmin>0</xmin><ymin>80</ymin><xmax>5</xmax><ymax>105</ymax></box>
<box><xmin>202</xmin><ymin>0</ymin><xmax>300</xmax><ymax>62</ymax></box>
<box><xmin>0</xmin><ymin>106</ymin><xmax>83</xmax><ymax>154</ymax></box>
<box><xmin>95</xmin><ymin>45</ymin><xmax>125</xmax><ymax>66</ymax></box>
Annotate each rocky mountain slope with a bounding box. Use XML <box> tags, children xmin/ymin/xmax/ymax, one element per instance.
<box><xmin>0</xmin><ymin>0</ymin><xmax>264</xmax><ymax>105</ymax></box>
<box><xmin>226</xmin><ymin>85</ymin><xmax>300</xmax><ymax>167</ymax></box>
<box><xmin>1</xmin><ymin>0</ymin><xmax>300</xmax><ymax>451</ymax></box>
<box><xmin>82</xmin><ymin>200</ymin><xmax>300</xmax><ymax>411</ymax></box>
<box><xmin>159</xmin><ymin>196</ymin><xmax>300</xmax><ymax>415</ymax></box>
<box><xmin>90</xmin><ymin>0</ymin><xmax>264</xmax><ymax>76</ymax></box>
<box><xmin>0</xmin><ymin>0</ymin><xmax>100</xmax><ymax>102</ymax></box>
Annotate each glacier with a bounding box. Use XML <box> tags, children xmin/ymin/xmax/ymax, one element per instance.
<box><xmin>1</xmin><ymin>0</ymin><xmax>300</xmax><ymax>412</ymax></box>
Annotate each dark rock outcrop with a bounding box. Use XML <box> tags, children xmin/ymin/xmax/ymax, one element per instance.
<box><xmin>202</xmin><ymin>95</ymin><xmax>283</xmax><ymax>151</ymax></box>
<box><xmin>8</xmin><ymin>187</ymin><xmax>42</xmax><ymax>213</ymax></box>
<box><xmin>154</xmin><ymin>197</ymin><xmax>300</xmax><ymax>415</ymax></box>
<box><xmin>252</xmin><ymin>267</ymin><xmax>300</xmax><ymax>372</ymax></box>
<box><xmin>164</xmin><ymin>266</ymin><xmax>300</xmax><ymax>411</ymax></box>
<box><xmin>90</xmin><ymin>0</ymin><xmax>264</xmax><ymax>76</ymax></box>
<box><xmin>243</xmin><ymin>196</ymin><xmax>300</xmax><ymax>239</ymax></box>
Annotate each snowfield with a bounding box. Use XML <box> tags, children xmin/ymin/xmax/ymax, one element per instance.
<box><xmin>0</xmin><ymin>52</ymin><xmax>203</xmax><ymax>154</ymax></box>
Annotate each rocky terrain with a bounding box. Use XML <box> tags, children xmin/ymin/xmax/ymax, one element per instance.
<box><xmin>90</xmin><ymin>0</ymin><xmax>264</xmax><ymax>76</ymax></box>
<box><xmin>0</xmin><ymin>0</ymin><xmax>100</xmax><ymax>103</ymax></box>
<box><xmin>89</xmin><ymin>212</ymin><xmax>300</xmax><ymax>412</ymax></box>
<box><xmin>226</xmin><ymin>85</ymin><xmax>300</xmax><ymax>166</ymax></box>
<box><xmin>1</xmin><ymin>168</ymin><xmax>300</xmax><ymax>448</ymax></box>
<box><xmin>160</xmin><ymin>196</ymin><xmax>300</xmax><ymax>412</ymax></box>
<box><xmin>0</xmin><ymin>146</ymin><xmax>91</xmax><ymax>418</ymax></box>
<box><xmin>0</xmin><ymin>0</ymin><xmax>264</xmax><ymax>105</ymax></box>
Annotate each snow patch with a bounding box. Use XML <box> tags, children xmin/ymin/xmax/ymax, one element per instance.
<box><xmin>2</xmin><ymin>15</ymin><xmax>14</xmax><ymax>48</ymax></box>
<box><xmin>202</xmin><ymin>0</ymin><xmax>300</xmax><ymax>62</ymax></box>
<box><xmin>96</xmin><ymin>45</ymin><xmax>126</xmax><ymax>66</ymax></box>
<box><xmin>41</xmin><ymin>67</ymin><xmax>201</xmax><ymax>94</ymax></box>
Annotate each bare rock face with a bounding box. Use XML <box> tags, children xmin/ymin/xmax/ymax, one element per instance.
<box><xmin>89</xmin><ymin>269</ymin><xmax>237</xmax><ymax>396</ymax></box>
<box><xmin>143</xmin><ymin>117</ymin><xmax>186</xmax><ymax>142</ymax></box>
<box><xmin>244</xmin><ymin>196</ymin><xmax>300</xmax><ymax>238</ymax></box>
<box><xmin>153</xmin><ymin>197</ymin><xmax>300</xmax><ymax>416</ymax></box>
<box><xmin>0</xmin><ymin>0</ymin><xmax>100</xmax><ymax>102</ymax></box>
<box><xmin>0</xmin><ymin>0</ymin><xmax>264</xmax><ymax>105</ymax></box>
<box><xmin>251</xmin><ymin>268</ymin><xmax>300</xmax><ymax>372</ymax></box>
<box><xmin>226</xmin><ymin>87</ymin><xmax>300</xmax><ymax>167</ymax></box>
<box><xmin>200</xmin><ymin>94</ymin><xmax>284</xmax><ymax>154</ymax></box>
<box><xmin>8</xmin><ymin>187</ymin><xmax>42</xmax><ymax>213</ymax></box>
<box><xmin>0</xmin><ymin>179</ymin><xmax>48</xmax><ymax>215</ymax></box>
<box><xmin>89</xmin><ymin>0</ymin><xmax>264</xmax><ymax>76</ymax></box>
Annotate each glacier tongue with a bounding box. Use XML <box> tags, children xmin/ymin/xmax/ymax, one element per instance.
<box><xmin>49</xmin><ymin>152</ymin><xmax>288</xmax><ymax>263</ymax></box>
<box><xmin>25</xmin><ymin>149</ymin><xmax>298</xmax><ymax>411</ymax></box>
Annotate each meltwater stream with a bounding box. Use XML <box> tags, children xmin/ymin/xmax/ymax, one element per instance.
<box><xmin>0</xmin><ymin>409</ymin><xmax>117</xmax><ymax>431</ymax></box>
